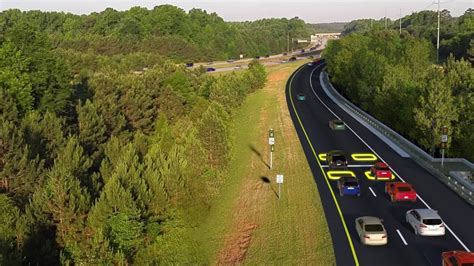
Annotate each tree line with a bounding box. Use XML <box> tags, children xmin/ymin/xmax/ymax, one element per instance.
<box><xmin>323</xmin><ymin>30</ymin><xmax>473</xmax><ymax>161</ymax></box>
<box><xmin>341</xmin><ymin>8</ymin><xmax>473</xmax><ymax>62</ymax></box>
<box><xmin>0</xmin><ymin>6</ymin><xmax>268</xmax><ymax>263</ymax></box>
<box><xmin>0</xmin><ymin>6</ymin><xmax>312</xmax><ymax>75</ymax></box>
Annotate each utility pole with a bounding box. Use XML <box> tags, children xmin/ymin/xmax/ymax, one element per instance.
<box><xmin>399</xmin><ymin>8</ymin><xmax>402</xmax><ymax>35</ymax></box>
<box><xmin>436</xmin><ymin>0</ymin><xmax>441</xmax><ymax>62</ymax></box>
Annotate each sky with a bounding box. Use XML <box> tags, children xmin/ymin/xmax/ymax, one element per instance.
<box><xmin>1</xmin><ymin>0</ymin><xmax>472</xmax><ymax>23</ymax></box>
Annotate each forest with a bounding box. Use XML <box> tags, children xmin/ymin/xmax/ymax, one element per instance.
<box><xmin>0</xmin><ymin>5</ymin><xmax>270</xmax><ymax>264</ymax></box>
<box><xmin>341</xmin><ymin>8</ymin><xmax>473</xmax><ymax>61</ymax></box>
<box><xmin>324</xmin><ymin>21</ymin><xmax>474</xmax><ymax>161</ymax></box>
<box><xmin>0</xmin><ymin>6</ymin><xmax>312</xmax><ymax>75</ymax></box>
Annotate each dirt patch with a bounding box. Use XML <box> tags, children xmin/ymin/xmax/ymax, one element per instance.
<box><xmin>217</xmin><ymin>222</ymin><xmax>258</xmax><ymax>265</ymax></box>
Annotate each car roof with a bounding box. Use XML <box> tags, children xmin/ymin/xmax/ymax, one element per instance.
<box><xmin>413</xmin><ymin>209</ymin><xmax>441</xmax><ymax>219</ymax></box>
<box><xmin>357</xmin><ymin>216</ymin><xmax>383</xmax><ymax>224</ymax></box>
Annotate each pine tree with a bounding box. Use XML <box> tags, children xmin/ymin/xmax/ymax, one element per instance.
<box><xmin>76</xmin><ymin>99</ymin><xmax>107</xmax><ymax>167</ymax></box>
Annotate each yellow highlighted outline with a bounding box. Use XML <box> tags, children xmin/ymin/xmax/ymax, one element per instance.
<box><xmin>318</xmin><ymin>153</ymin><xmax>327</xmax><ymax>161</ymax></box>
<box><xmin>289</xmin><ymin>64</ymin><xmax>359</xmax><ymax>265</ymax></box>
<box><xmin>327</xmin><ymin>170</ymin><xmax>356</xmax><ymax>180</ymax></box>
<box><xmin>351</xmin><ymin>153</ymin><xmax>378</xmax><ymax>161</ymax></box>
<box><xmin>364</xmin><ymin>171</ymin><xmax>395</xmax><ymax>181</ymax></box>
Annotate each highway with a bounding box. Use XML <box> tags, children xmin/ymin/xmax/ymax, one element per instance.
<box><xmin>286</xmin><ymin>61</ymin><xmax>473</xmax><ymax>266</ymax></box>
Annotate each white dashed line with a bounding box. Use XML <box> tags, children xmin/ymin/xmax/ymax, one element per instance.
<box><xmin>396</xmin><ymin>229</ymin><xmax>408</xmax><ymax>245</ymax></box>
<box><xmin>368</xmin><ymin>187</ymin><xmax>377</xmax><ymax>197</ymax></box>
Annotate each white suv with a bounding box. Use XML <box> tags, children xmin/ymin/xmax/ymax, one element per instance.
<box><xmin>406</xmin><ymin>209</ymin><xmax>445</xmax><ymax>236</ymax></box>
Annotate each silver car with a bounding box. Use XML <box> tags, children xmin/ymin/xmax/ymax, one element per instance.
<box><xmin>355</xmin><ymin>216</ymin><xmax>388</xmax><ymax>245</ymax></box>
<box><xmin>406</xmin><ymin>209</ymin><xmax>445</xmax><ymax>236</ymax></box>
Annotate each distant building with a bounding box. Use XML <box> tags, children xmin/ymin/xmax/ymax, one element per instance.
<box><xmin>311</xmin><ymin>33</ymin><xmax>341</xmax><ymax>44</ymax></box>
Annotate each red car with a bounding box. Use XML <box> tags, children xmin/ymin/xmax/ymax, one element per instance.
<box><xmin>385</xmin><ymin>182</ymin><xmax>416</xmax><ymax>202</ymax></box>
<box><xmin>442</xmin><ymin>251</ymin><xmax>474</xmax><ymax>266</ymax></box>
<box><xmin>370</xmin><ymin>162</ymin><xmax>392</xmax><ymax>180</ymax></box>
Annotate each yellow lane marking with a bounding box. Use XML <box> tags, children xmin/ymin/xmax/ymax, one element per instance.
<box><xmin>318</xmin><ymin>153</ymin><xmax>327</xmax><ymax>161</ymax></box>
<box><xmin>364</xmin><ymin>171</ymin><xmax>395</xmax><ymax>181</ymax></box>
<box><xmin>327</xmin><ymin>170</ymin><xmax>356</xmax><ymax>180</ymax></box>
<box><xmin>289</xmin><ymin>64</ymin><xmax>359</xmax><ymax>266</ymax></box>
<box><xmin>351</xmin><ymin>153</ymin><xmax>378</xmax><ymax>161</ymax></box>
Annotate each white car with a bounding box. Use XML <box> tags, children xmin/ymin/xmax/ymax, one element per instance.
<box><xmin>355</xmin><ymin>216</ymin><xmax>388</xmax><ymax>245</ymax></box>
<box><xmin>406</xmin><ymin>209</ymin><xmax>445</xmax><ymax>236</ymax></box>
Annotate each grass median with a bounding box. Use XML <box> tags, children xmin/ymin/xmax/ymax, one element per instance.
<box><xmin>197</xmin><ymin>61</ymin><xmax>335</xmax><ymax>265</ymax></box>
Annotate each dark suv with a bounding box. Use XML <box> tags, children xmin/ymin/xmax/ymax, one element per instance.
<box><xmin>327</xmin><ymin>150</ymin><xmax>348</xmax><ymax>168</ymax></box>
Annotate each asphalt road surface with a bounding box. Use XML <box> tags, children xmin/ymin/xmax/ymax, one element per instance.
<box><xmin>286</xmin><ymin>61</ymin><xmax>473</xmax><ymax>266</ymax></box>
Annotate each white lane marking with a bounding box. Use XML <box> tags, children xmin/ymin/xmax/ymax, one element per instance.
<box><xmin>396</xmin><ymin>229</ymin><xmax>408</xmax><ymax>245</ymax></box>
<box><xmin>308</xmin><ymin>66</ymin><xmax>471</xmax><ymax>252</ymax></box>
<box><xmin>321</xmin><ymin>164</ymin><xmax>373</xmax><ymax>168</ymax></box>
<box><xmin>369</xmin><ymin>187</ymin><xmax>377</xmax><ymax>197</ymax></box>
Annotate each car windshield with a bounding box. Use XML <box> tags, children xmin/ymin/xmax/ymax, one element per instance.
<box><xmin>332</xmin><ymin>155</ymin><xmax>346</xmax><ymax>161</ymax></box>
<box><xmin>377</xmin><ymin>165</ymin><xmax>389</xmax><ymax>170</ymax></box>
<box><xmin>335</xmin><ymin>121</ymin><xmax>344</xmax><ymax>125</ymax></box>
<box><xmin>397</xmin><ymin>187</ymin><xmax>411</xmax><ymax>192</ymax></box>
<box><xmin>423</xmin><ymin>219</ymin><xmax>442</xmax><ymax>225</ymax></box>
<box><xmin>344</xmin><ymin>181</ymin><xmax>358</xmax><ymax>187</ymax></box>
<box><xmin>365</xmin><ymin>224</ymin><xmax>384</xmax><ymax>232</ymax></box>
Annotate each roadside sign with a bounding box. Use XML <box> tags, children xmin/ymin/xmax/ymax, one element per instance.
<box><xmin>240</xmin><ymin>54</ymin><xmax>243</xmax><ymax>59</ymax></box>
<box><xmin>276</xmin><ymin>174</ymin><xmax>284</xmax><ymax>184</ymax></box>
<box><xmin>269</xmin><ymin>137</ymin><xmax>275</xmax><ymax>145</ymax></box>
<box><xmin>441</xmin><ymin>135</ymin><xmax>448</xmax><ymax>143</ymax></box>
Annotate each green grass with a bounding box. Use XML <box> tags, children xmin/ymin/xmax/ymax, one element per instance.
<box><xmin>196</xmin><ymin>61</ymin><xmax>335</xmax><ymax>265</ymax></box>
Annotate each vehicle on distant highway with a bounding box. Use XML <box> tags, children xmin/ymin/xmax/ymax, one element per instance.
<box><xmin>234</xmin><ymin>65</ymin><xmax>242</xmax><ymax>70</ymax></box>
<box><xmin>206</xmin><ymin>67</ymin><xmax>216</xmax><ymax>72</ymax></box>
<box><xmin>442</xmin><ymin>251</ymin><xmax>474</xmax><ymax>266</ymax></box>
<box><xmin>296</xmin><ymin>93</ymin><xmax>306</xmax><ymax>101</ymax></box>
<box><xmin>406</xmin><ymin>209</ymin><xmax>445</xmax><ymax>236</ymax></box>
<box><xmin>283</xmin><ymin>52</ymin><xmax>288</xmax><ymax>56</ymax></box>
<box><xmin>327</xmin><ymin>150</ymin><xmax>348</xmax><ymax>168</ymax></box>
<box><xmin>207</xmin><ymin>61</ymin><xmax>213</xmax><ymax>65</ymax></box>
<box><xmin>301</xmin><ymin>49</ymin><xmax>305</xmax><ymax>53</ymax></box>
<box><xmin>370</xmin><ymin>162</ymin><xmax>392</xmax><ymax>179</ymax></box>
<box><xmin>265</xmin><ymin>54</ymin><xmax>270</xmax><ymax>58</ymax></box>
<box><xmin>385</xmin><ymin>182</ymin><xmax>416</xmax><ymax>202</ymax></box>
<box><xmin>280</xmin><ymin>60</ymin><xmax>287</xmax><ymax>63</ymax></box>
<box><xmin>289</xmin><ymin>56</ymin><xmax>297</xmax><ymax>62</ymax></box>
<box><xmin>355</xmin><ymin>216</ymin><xmax>388</xmax><ymax>245</ymax></box>
<box><xmin>337</xmin><ymin>176</ymin><xmax>360</xmax><ymax>196</ymax></box>
<box><xmin>310</xmin><ymin>47</ymin><xmax>316</xmax><ymax>51</ymax></box>
<box><xmin>254</xmin><ymin>55</ymin><xmax>260</xmax><ymax>59</ymax></box>
<box><xmin>227</xmin><ymin>58</ymin><xmax>235</xmax><ymax>63</ymax></box>
<box><xmin>186</xmin><ymin>62</ymin><xmax>194</xmax><ymax>67</ymax></box>
<box><xmin>329</xmin><ymin>119</ymin><xmax>346</xmax><ymax>130</ymax></box>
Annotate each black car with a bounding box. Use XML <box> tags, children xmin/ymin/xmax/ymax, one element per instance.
<box><xmin>185</xmin><ymin>62</ymin><xmax>194</xmax><ymax>67</ymax></box>
<box><xmin>206</xmin><ymin>67</ymin><xmax>216</xmax><ymax>72</ymax></box>
<box><xmin>327</xmin><ymin>150</ymin><xmax>348</xmax><ymax>168</ymax></box>
<box><xmin>289</xmin><ymin>56</ymin><xmax>297</xmax><ymax>62</ymax></box>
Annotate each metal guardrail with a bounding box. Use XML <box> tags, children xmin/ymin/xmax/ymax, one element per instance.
<box><xmin>320</xmin><ymin>70</ymin><xmax>474</xmax><ymax>205</ymax></box>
